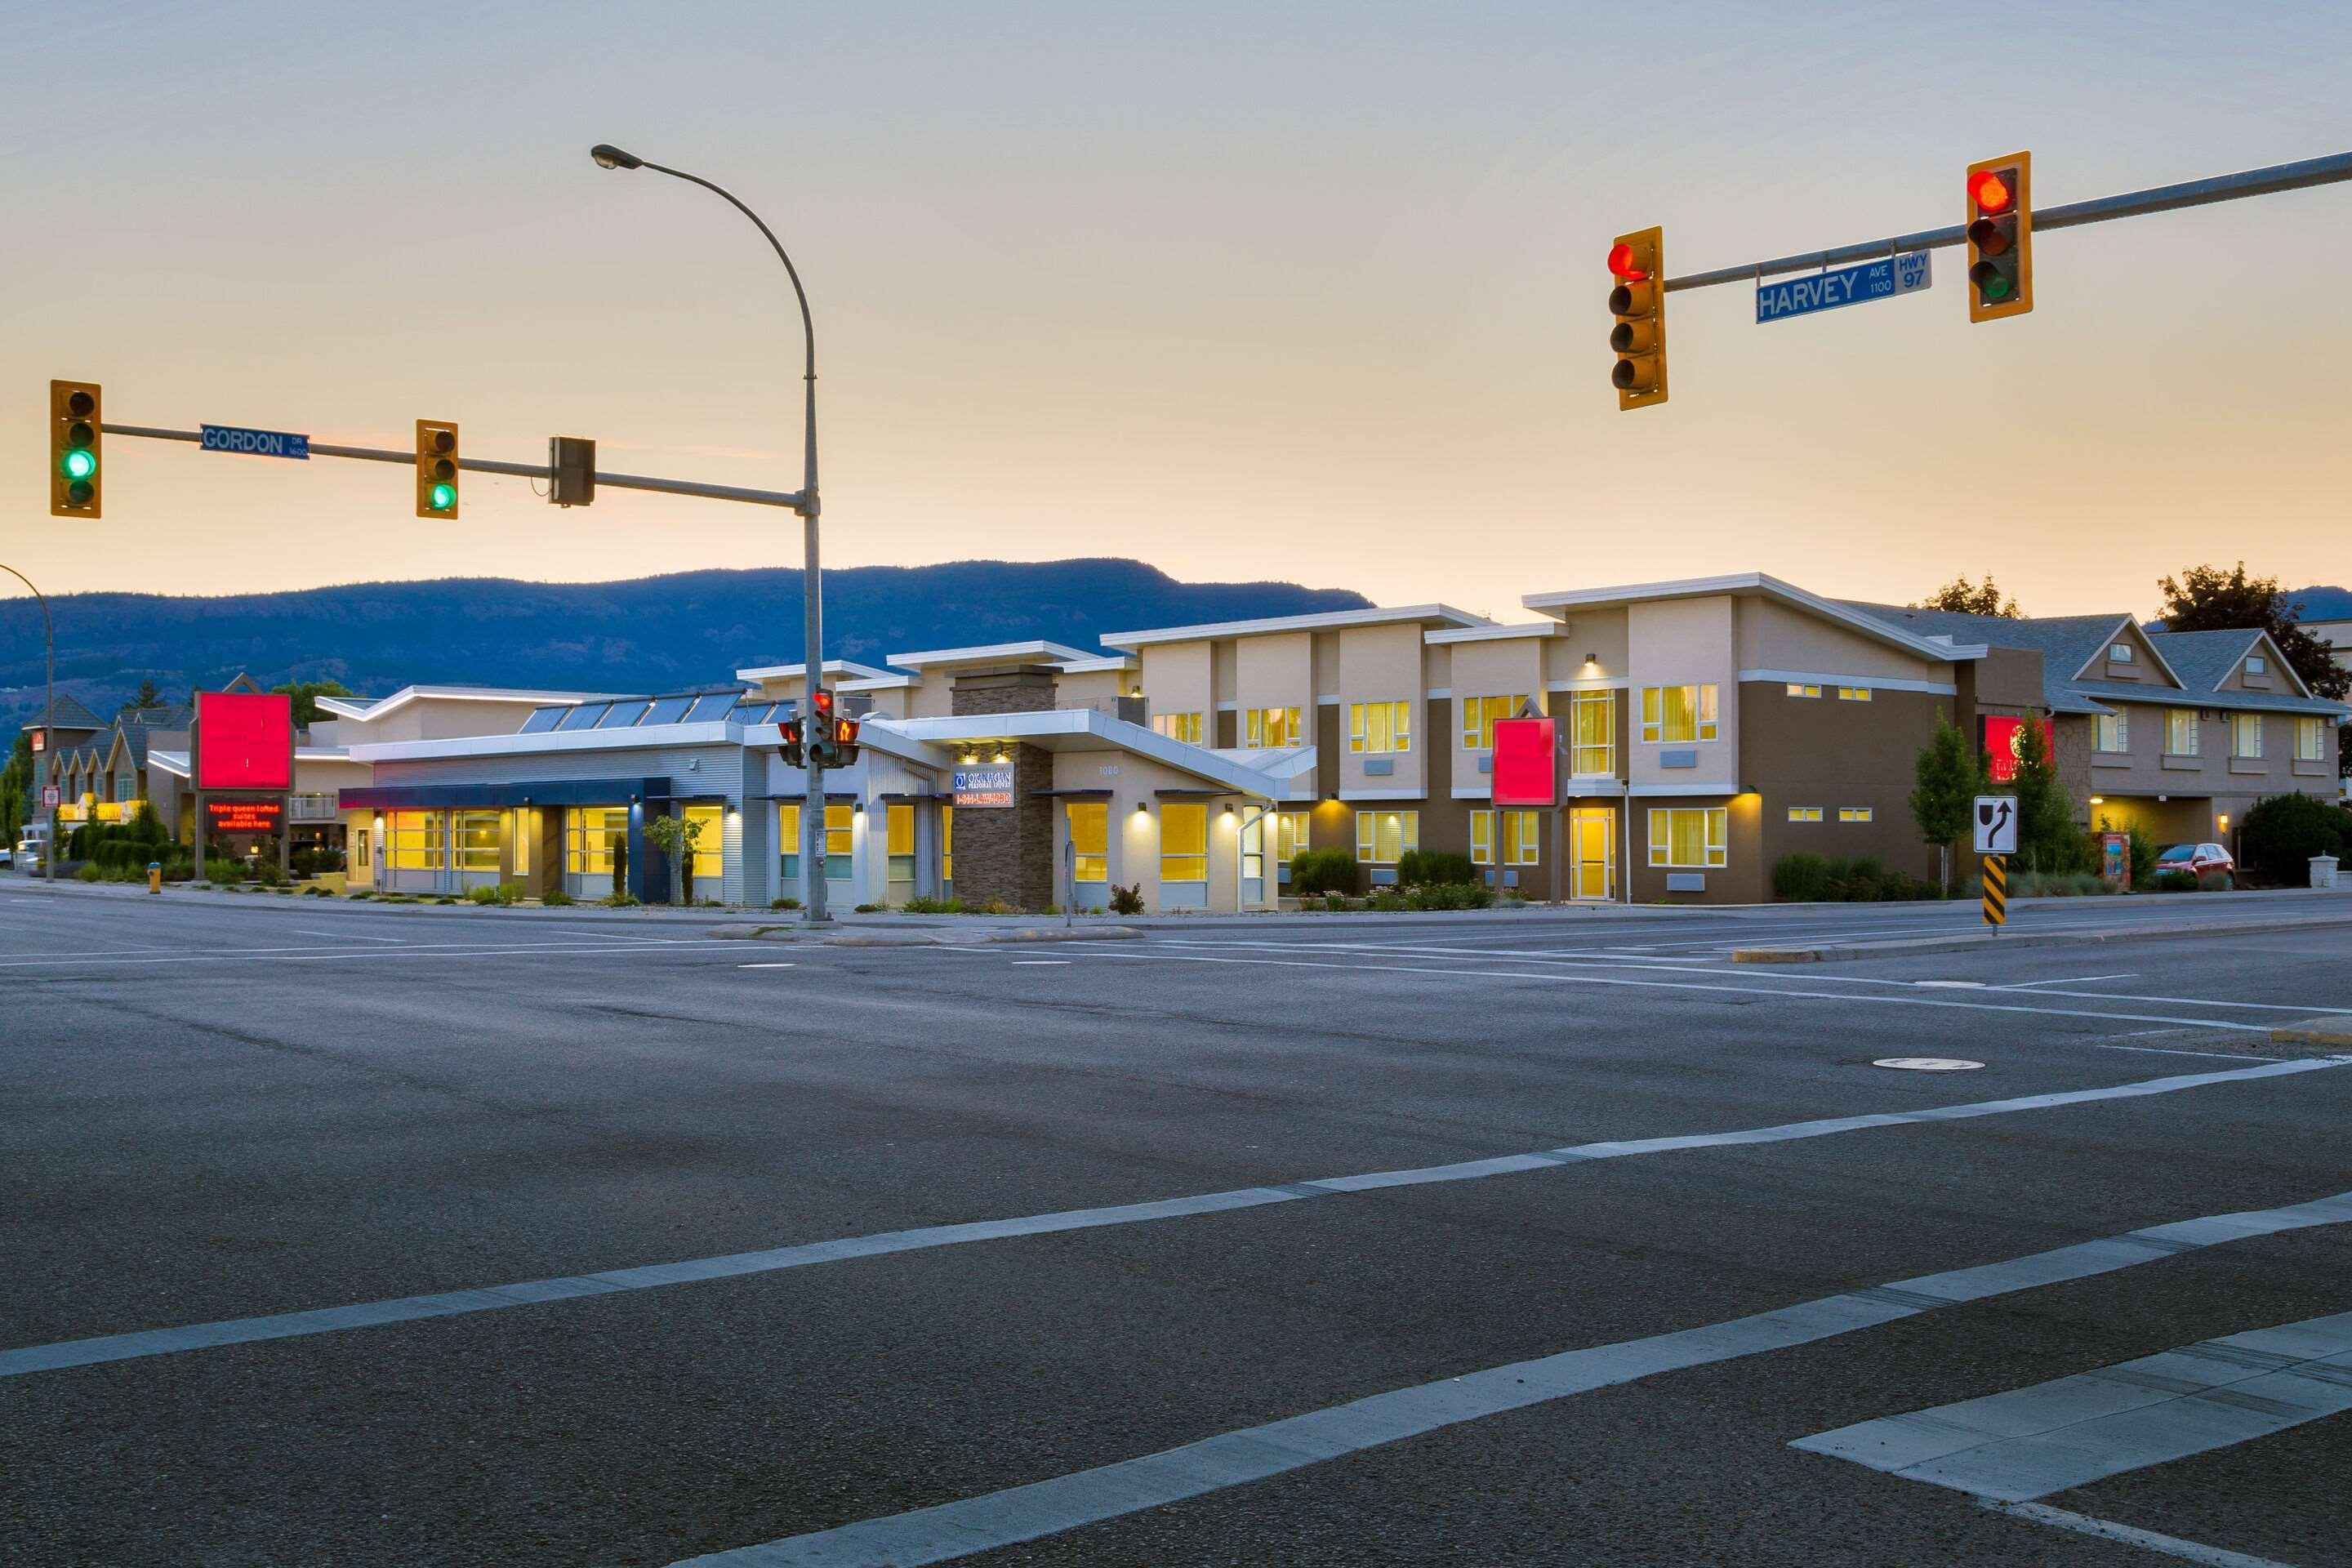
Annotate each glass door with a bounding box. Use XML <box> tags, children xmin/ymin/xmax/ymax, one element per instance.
<box><xmin>1571</xmin><ymin>808</ymin><xmax>1614</xmax><ymax>900</ymax></box>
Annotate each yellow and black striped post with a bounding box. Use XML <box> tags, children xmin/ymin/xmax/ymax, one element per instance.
<box><xmin>1981</xmin><ymin>854</ymin><xmax>2007</xmax><ymax>926</ymax></box>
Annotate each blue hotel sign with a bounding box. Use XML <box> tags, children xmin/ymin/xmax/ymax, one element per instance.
<box><xmin>200</xmin><ymin>424</ymin><xmax>310</xmax><ymax>460</ymax></box>
<box><xmin>952</xmin><ymin>767</ymin><xmax>1015</xmax><ymax>808</ymax></box>
<box><xmin>1755</xmin><ymin>251</ymin><xmax>1931</xmax><ymax>324</ymax></box>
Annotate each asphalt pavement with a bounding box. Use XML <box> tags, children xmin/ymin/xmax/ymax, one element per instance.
<box><xmin>3</xmin><ymin>880</ymin><xmax>2350</xmax><ymax>1566</ymax></box>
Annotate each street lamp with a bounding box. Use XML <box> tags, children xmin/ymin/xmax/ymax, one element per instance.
<box><xmin>1</xmin><ymin>564</ymin><xmax>56</xmax><ymax>882</ymax></box>
<box><xmin>588</xmin><ymin>142</ymin><xmax>832</xmax><ymax>922</ymax></box>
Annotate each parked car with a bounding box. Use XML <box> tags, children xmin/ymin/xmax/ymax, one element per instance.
<box><xmin>2155</xmin><ymin>842</ymin><xmax>2234</xmax><ymax>888</ymax></box>
<box><xmin>12</xmin><ymin>827</ymin><xmax>47</xmax><ymax>871</ymax></box>
<box><xmin>0</xmin><ymin>842</ymin><xmax>12</xmax><ymax>869</ymax></box>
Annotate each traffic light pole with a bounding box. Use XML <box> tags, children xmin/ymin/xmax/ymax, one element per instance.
<box><xmin>1</xmin><ymin>564</ymin><xmax>55</xmax><ymax>883</ymax></box>
<box><xmin>1660</xmin><ymin>149</ymin><xmax>2352</xmax><ymax>293</ymax></box>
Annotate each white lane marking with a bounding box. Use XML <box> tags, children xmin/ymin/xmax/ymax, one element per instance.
<box><xmin>9</xmin><ymin>1057</ymin><xmax>2341</xmax><ymax>1382</ymax></box>
<box><xmin>293</xmin><ymin>928</ymin><xmax>405</xmax><ymax>943</ymax></box>
<box><xmin>1796</xmin><ymin>1308</ymin><xmax>2352</xmax><ymax>1501</ymax></box>
<box><xmin>1072</xmin><ymin>948</ymin><xmax>2277</xmax><ymax>1033</ymax></box>
<box><xmin>1977</xmin><ymin>1501</ymin><xmax>2301</xmax><ymax>1568</ymax></box>
<box><xmin>665</xmin><ymin>1189</ymin><xmax>2352</xmax><ymax>1568</ymax></box>
<box><xmin>2084</xmin><ymin>1041</ymin><xmax>2265</xmax><ymax>1062</ymax></box>
<box><xmin>0</xmin><ymin>939</ymin><xmax>710</xmax><ymax>970</ymax></box>
<box><xmin>738</xmin><ymin>962</ymin><xmax>796</xmax><ymax>969</ymax></box>
<box><xmin>1913</xmin><ymin>981</ymin><xmax>1985</xmax><ymax>989</ymax></box>
<box><xmin>1980</xmin><ymin>987</ymin><xmax>2352</xmax><ymax>1016</ymax></box>
<box><xmin>1873</xmin><ymin>1058</ymin><xmax>1984</xmax><ymax>1071</ymax></box>
<box><xmin>2001</xmin><ymin>973</ymin><xmax>2137</xmax><ymax>988</ymax></box>
<box><xmin>1012</xmin><ymin>960</ymin><xmax>1071</xmax><ymax>966</ymax></box>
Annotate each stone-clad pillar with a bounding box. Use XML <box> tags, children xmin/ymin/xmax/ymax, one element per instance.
<box><xmin>948</xmin><ymin>665</ymin><xmax>1061</xmax><ymax>913</ymax></box>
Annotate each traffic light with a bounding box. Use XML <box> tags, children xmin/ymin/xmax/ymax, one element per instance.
<box><xmin>828</xmin><ymin>712</ymin><xmax>862</xmax><ymax>766</ymax></box>
<box><xmin>778</xmin><ymin>716</ymin><xmax>805</xmax><ymax>768</ymax></box>
<box><xmin>415</xmin><ymin>420</ymin><xmax>460</xmax><ymax>518</ymax></box>
<box><xmin>807</xmin><ymin>689</ymin><xmax>836</xmax><ymax>766</ymax></box>
<box><xmin>1607</xmin><ymin>228</ymin><xmax>1667</xmax><ymax>410</ymax></box>
<box><xmin>1964</xmin><ymin>153</ymin><xmax>2033</xmax><ymax>322</ymax></box>
<box><xmin>50</xmin><ymin>381</ymin><xmax>102</xmax><ymax>518</ymax></box>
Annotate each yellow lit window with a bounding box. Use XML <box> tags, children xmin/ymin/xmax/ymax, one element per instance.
<box><xmin>454</xmin><ymin>809</ymin><xmax>501</xmax><ymax>872</ymax></box>
<box><xmin>1471</xmin><ymin>809</ymin><xmax>1539</xmax><ymax>866</ymax></box>
<box><xmin>1788</xmin><ymin>806</ymin><xmax>1822</xmax><ymax>822</ymax></box>
<box><xmin>1067</xmin><ymin>800</ymin><xmax>1108</xmax><ymax>883</ymax></box>
<box><xmin>564</xmin><ymin>807</ymin><xmax>626</xmax><ymax>874</ymax></box>
<box><xmin>777</xmin><ymin>803</ymin><xmax>800</xmax><ymax>869</ymax></box>
<box><xmin>1353</xmin><ymin>809</ymin><xmax>1419</xmax><ymax>864</ymax></box>
<box><xmin>1244</xmin><ymin>706</ymin><xmax>1303</xmax><ymax>747</ymax></box>
<box><xmin>826</xmin><ymin>804</ymin><xmax>853</xmax><ymax>857</ymax></box>
<box><xmin>942</xmin><ymin>805</ymin><xmax>954</xmax><ymax>882</ymax></box>
<box><xmin>2230</xmin><ymin>713</ymin><xmax>2263</xmax><ymax>759</ymax></box>
<box><xmin>1160</xmin><ymin>802</ymin><xmax>1207</xmax><ymax>882</ymax></box>
<box><xmin>1786</xmin><ymin>683</ymin><xmax>1821</xmax><ymax>698</ymax></box>
<box><xmin>509</xmin><ymin>808</ymin><xmax>537</xmax><ymax>877</ymax></box>
<box><xmin>1461</xmin><ymin>693</ymin><xmax>1532</xmax><ymax>751</ymax></box>
<box><xmin>2165</xmin><ymin>709</ymin><xmax>2199</xmax><ymax>756</ymax></box>
<box><xmin>1275</xmin><ymin>811</ymin><xmax>1311</xmax><ymax>862</ymax></box>
<box><xmin>1241</xmin><ymin>813</ymin><xmax>1264</xmax><ymax>881</ymax></box>
<box><xmin>1639</xmin><ymin>684</ymin><xmax>1718</xmax><ymax>743</ymax></box>
<box><xmin>1837</xmin><ymin>687</ymin><xmax>1873</xmax><ymax>702</ymax></box>
<box><xmin>1348</xmin><ymin>699</ymin><xmax>1411</xmax><ymax>754</ymax></box>
<box><xmin>1571</xmin><ymin>691</ymin><xmax>1613</xmax><ymax>775</ymax></box>
<box><xmin>1646</xmin><ymin>807</ymin><xmax>1727</xmax><ymax>867</ymax></box>
<box><xmin>886</xmin><ymin>803</ymin><xmax>915</xmax><ymax>856</ymax></box>
<box><xmin>1838</xmin><ymin>806</ymin><xmax>1873</xmax><ymax>822</ymax></box>
<box><xmin>2297</xmin><ymin>718</ymin><xmax>2327</xmax><ymax>762</ymax></box>
<box><xmin>390</xmin><ymin>809</ymin><xmax>444</xmax><ymax>871</ymax></box>
<box><xmin>2096</xmin><ymin>711</ymin><xmax>2128</xmax><ymax>753</ymax></box>
<box><xmin>1152</xmin><ymin>711</ymin><xmax>1203</xmax><ymax>744</ymax></box>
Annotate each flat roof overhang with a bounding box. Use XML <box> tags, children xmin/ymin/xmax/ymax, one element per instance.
<box><xmin>339</xmin><ymin>777</ymin><xmax>668</xmax><ymax>810</ymax></box>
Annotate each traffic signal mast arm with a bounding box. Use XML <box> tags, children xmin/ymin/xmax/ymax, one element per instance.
<box><xmin>1654</xmin><ymin>148</ymin><xmax>2352</xmax><ymax>295</ymax></box>
<box><xmin>93</xmin><ymin>422</ymin><xmax>812</xmax><ymax>512</ymax></box>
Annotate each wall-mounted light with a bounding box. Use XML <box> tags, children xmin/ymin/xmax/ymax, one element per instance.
<box><xmin>2218</xmin><ymin>813</ymin><xmax>2230</xmax><ymax>828</ymax></box>
<box><xmin>2088</xmin><ymin>795</ymin><xmax>2105</xmax><ymax>805</ymax></box>
<box><xmin>960</xmin><ymin>751</ymin><xmax>978</xmax><ymax>766</ymax></box>
<box><xmin>853</xmin><ymin>800</ymin><xmax>865</xmax><ymax>814</ymax></box>
<box><xmin>1135</xmin><ymin>799</ymin><xmax>1149</xmax><ymax>813</ymax></box>
<box><xmin>991</xmin><ymin>749</ymin><xmax>1009</xmax><ymax>764</ymax></box>
<box><xmin>1222</xmin><ymin>803</ymin><xmax>1235</xmax><ymax>816</ymax></box>
<box><xmin>1584</xmin><ymin>652</ymin><xmax>1598</xmax><ymax>667</ymax></box>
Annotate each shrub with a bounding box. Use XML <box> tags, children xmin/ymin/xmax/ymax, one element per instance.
<box><xmin>301</xmin><ymin>884</ymin><xmax>334</xmax><ymax>898</ymax></box>
<box><xmin>2151</xmin><ymin>868</ymin><xmax>2200</xmax><ymax>893</ymax></box>
<box><xmin>1108</xmin><ymin>884</ymin><xmax>1145</xmax><ymax>915</ymax></box>
<box><xmin>540</xmin><ymin>889</ymin><xmax>575</xmax><ymax>906</ymax></box>
<box><xmin>769</xmin><ymin>896</ymin><xmax>801</xmax><ymax>910</ymax></box>
<box><xmin>203</xmin><ymin>857</ymin><xmax>243</xmax><ymax>884</ymax></box>
<box><xmin>252</xmin><ymin>861</ymin><xmax>288</xmax><ymax>888</ymax></box>
<box><xmin>347</xmin><ymin>889</ymin><xmax>374</xmax><ymax>900</ymax></box>
<box><xmin>2013</xmin><ymin>871</ymin><xmax>2107</xmax><ymax>898</ymax></box>
<box><xmin>902</xmin><ymin>895</ymin><xmax>968</xmax><ymax>914</ymax></box>
<box><xmin>77</xmin><ymin>862</ymin><xmax>102</xmax><ymax>881</ymax></box>
<box><xmin>977</xmin><ymin>898</ymin><xmax>1020</xmax><ymax>915</ymax></box>
<box><xmin>465</xmin><ymin>882</ymin><xmax>526</xmax><ymax>906</ymax></box>
<box><xmin>1366</xmin><ymin>890</ymin><xmax>1408</xmax><ymax>911</ymax></box>
<box><xmin>853</xmin><ymin>902</ymin><xmax>887</xmax><ymax>913</ymax></box>
<box><xmin>1405</xmin><ymin>880</ymin><xmax>1493</xmax><ymax>911</ymax></box>
<box><xmin>598</xmin><ymin>889</ymin><xmax>639</xmax><ymax>907</ymax></box>
<box><xmin>1774</xmin><ymin>853</ymin><xmax>1833</xmax><ymax>902</ymax></box>
<box><xmin>1397</xmin><ymin>849</ymin><xmax>1477</xmax><ymax>887</ymax></box>
<box><xmin>2237</xmin><ymin>792</ymin><xmax>2350</xmax><ymax>885</ymax></box>
<box><xmin>1289</xmin><ymin>847</ymin><xmax>1360</xmax><ymax>898</ymax></box>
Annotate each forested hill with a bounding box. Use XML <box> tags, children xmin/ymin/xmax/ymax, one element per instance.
<box><xmin>0</xmin><ymin>559</ymin><xmax>1373</xmax><ymax>725</ymax></box>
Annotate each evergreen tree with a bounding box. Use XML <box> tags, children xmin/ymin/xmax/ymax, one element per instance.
<box><xmin>2008</xmin><ymin>711</ymin><xmax>2082</xmax><ymax>874</ymax></box>
<box><xmin>1915</xmin><ymin>576</ymin><xmax>2021</xmax><ymax>617</ymax></box>
<box><xmin>1908</xmin><ymin>714</ymin><xmax>1987</xmax><ymax>893</ymax></box>
<box><xmin>270</xmin><ymin>679</ymin><xmax>358</xmax><ymax>728</ymax></box>
<box><xmin>118</xmin><ymin>679</ymin><xmax>163</xmax><ymax>715</ymax></box>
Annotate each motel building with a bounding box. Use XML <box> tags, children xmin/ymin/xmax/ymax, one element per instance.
<box><xmin>325</xmin><ymin>574</ymin><xmax>2346</xmax><ymax>910</ymax></box>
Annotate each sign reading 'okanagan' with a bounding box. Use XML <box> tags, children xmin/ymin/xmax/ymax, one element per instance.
<box><xmin>952</xmin><ymin>767</ymin><xmax>1014</xmax><ymax>808</ymax></box>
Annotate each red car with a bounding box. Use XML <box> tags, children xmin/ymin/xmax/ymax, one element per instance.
<box><xmin>2155</xmin><ymin>841</ymin><xmax>2235</xmax><ymax>888</ymax></box>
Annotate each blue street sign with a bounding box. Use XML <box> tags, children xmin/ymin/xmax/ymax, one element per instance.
<box><xmin>200</xmin><ymin>424</ymin><xmax>310</xmax><ymax>460</ymax></box>
<box><xmin>1755</xmin><ymin>251</ymin><xmax>1932</xmax><ymax>324</ymax></box>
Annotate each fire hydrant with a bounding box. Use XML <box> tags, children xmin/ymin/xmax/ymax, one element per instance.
<box><xmin>148</xmin><ymin>860</ymin><xmax>163</xmax><ymax>894</ymax></box>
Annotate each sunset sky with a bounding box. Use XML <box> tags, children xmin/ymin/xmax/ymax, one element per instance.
<box><xmin>3</xmin><ymin>1</ymin><xmax>2346</xmax><ymax>621</ymax></box>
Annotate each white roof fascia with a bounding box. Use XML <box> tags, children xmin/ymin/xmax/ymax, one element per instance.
<box><xmin>1056</xmin><ymin>653</ymin><xmax>1138</xmax><ymax>674</ymax></box>
<box><xmin>2252</xmin><ymin>630</ymin><xmax>2316</xmax><ymax>697</ymax></box>
<box><xmin>884</xmin><ymin>709</ymin><xmax>1286</xmax><ymax>796</ymax></box>
<box><xmin>733</xmin><ymin>659</ymin><xmax>896</xmax><ymax>683</ymax></box>
<box><xmin>884</xmin><ymin>640</ymin><xmax>1091</xmax><ymax>670</ymax></box>
<box><xmin>149</xmin><ymin>750</ymin><xmax>190</xmax><ymax>778</ymax></box>
<box><xmin>337</xmin><ymin>686</ymin><xmax>621</xmax><ymax>724</ymax></box>
<box><xmin>1099</xmin><ymin>604</ymin><xmax>1492</xmax><ymax>650</ymax></box>
<box><xmin>347</xmin><ymin>721</ymin><xmax>738</xmax><ymax>764</ymax></box>
<box><xmin>1423</xmin><ymin>621</ymin><xmax>1561</xmax><ymax>646</ymax></box>
<box><xmin>1521</xmin><ymin>573</ymin><xmax>1988</xmax><ymax>664</ymax></box>
<box><xmin>2071</xmin><ymin>615</ymin><xmax>2189</xmax><ymax>688</ymax></box>
<box><xmin>296</xmin><ymin>748</ymin><xmax>354</xmax><ymax>762</ymax></box>
<box><xmin>313</xmin><ymin>697</ymin><xmax>376</xmax><ymax>719</ymax></box>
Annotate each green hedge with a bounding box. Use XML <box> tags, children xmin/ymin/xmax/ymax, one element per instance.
<box><xmin>2238</xmin><ymin>793</ymin><xmax>2350</xmax><ymax>885</ymax></box>
<box><xmin>1772</xmin><ymin>852</ymin><xmax>1943</xmax><ymax>902</ymax></box>
<box><xmin>1396</xmin><ymin>849</ymin><xmax>1477</xmax><ymax>888</ymax></box>
<box><xmin>1290</xmin><ymin>847</ymin><xmax>1360</xmax><ymax>897</ymax></box>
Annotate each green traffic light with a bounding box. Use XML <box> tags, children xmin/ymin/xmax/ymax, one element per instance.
<box><xmin>429</xmin><ymin>482</ymin><xmax>457</xmax><ymax>510</ymax></box>
<box><xmin>1981</xmin><ymin>275</ymin><xmax>2012</xmax><ymax>301</ymax></box>
<box><xmin>60</xmin><ymin>448</ymin><xmax>97</xmax><ymax>481</ymax></box>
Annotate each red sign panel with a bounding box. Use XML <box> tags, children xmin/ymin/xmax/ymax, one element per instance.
<box><xmin>1491</xmin><ymin>716</ymin><xmax>1558</xmax><ymax>807</ymax></box>
<box><xmin>1980</xmin><ymin>715</ymin><xmax>2055</xmax><ymax>785</ymax></box>
<box><xmin>197</xmin><ymin>691</ymin><xmax>293</xmax><ymax>791</ymax></box>
<box><xmin>29</xmin><ymin>729</ymin><xmax>44</xmax><ymax>754</ymax></box>
<box><xmin>203</xmin><ymin>798</ymin><xmax>284</xmax><ymax>835</ymax></box>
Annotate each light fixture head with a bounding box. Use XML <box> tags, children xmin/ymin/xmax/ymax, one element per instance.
<box><xmin>589</xmin><ymin>142</ymin><xmax>643</xmax><ymax>170</ymax></box>
<box><xmin>992</xmin><ymin>750</ymin><xmax>1009</xmax><ymax>764</ymax></box>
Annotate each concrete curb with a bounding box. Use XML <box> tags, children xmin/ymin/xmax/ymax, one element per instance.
<box><xmin>2270</xmin><ymin>1018</ymin><xmax>2352</xmax><ymax>1049</ymax></box>
<box><xmin>1733</xmin><ymin>911</ymin><xmax>2352</xmax><ymax>964</ymax></box>
<box><xmin>710</xmin><ymin>924</ymin><xmax>1143</xmax><ymax>947</ymax></box>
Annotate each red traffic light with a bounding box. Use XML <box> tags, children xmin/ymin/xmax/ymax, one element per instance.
<box><xmin>812</xmin><ymin>688</ymin><xmax>834</xmax><ymax>718</ymax></box>
<box><xmin>831</xmin><ymin>716</ymin><xmax>858</xmax><ymax>745</ymax></box>
<box><xmin>1606</xmin><ymin>242</ymin><xmax>1649</xmax><ymax>283</ymax></box>
<box><xmin>1971</xmin><ymin>171</ymin><xmax>2012</xmax><ymax>214</ymax></box>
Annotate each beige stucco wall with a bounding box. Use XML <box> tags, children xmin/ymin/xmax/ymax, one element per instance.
<box><xmin>1626</xmin><ymin>596</ymin><xmax>1739</xmax><ymax>793</ymax></box>
<box><xmin>1139</xmin><ymin>642</ymin><xmax>1214</xmax><ymax>728</ymax></box>
<box><xmin>350</xmin><ymin>697</ymin><xmax>555</xmax><ymax>745</ymax></box>
<box><xmin>1045</xmin><ymin>749</ymin><xmax>1263</xmax><ymax>913</ymax></box>
<box><xmin>1235</xmin><ymin>632</ymin><xmax>1313</xmax><ymax>718</ymax></box>
<box><xmin>1540</xmin><ymin>608</ymin><xmax>1628</xmax><ymax>687</ymax></box>
<box><xmin>1733</xmin><ymin>600</ymin><xmax>1947</xmax><ymax>688</ymax></box>
<box><xmin>1334</xmin><ymin>624</ymin><xmax>1425</xmax><ymax>796</ymax></box>
<box><xmin>1054</xmin><ymin>669</ymin><xmax>1125</xmax><ymax>712</ymax></box>
<box><xmin>1446</xmin><ymin>636</ymin><xmax>1548</xmax><ymax>799</ymax></box>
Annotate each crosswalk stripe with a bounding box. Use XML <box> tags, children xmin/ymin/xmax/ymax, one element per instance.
<box><xmin>7</xmin><ymin>1056</ymin><xmax>2341</xmax><ymax>1383</ymax></box>
<box><xmin>1793</xmin><ymin>1308</ymin><xmax>2352</xmax><ymax>1502</ymax></box>
<box><xmin>665</xmin><ymin>1187</ymin><xmax>2352</xmax><ymax>1568</ymax></box>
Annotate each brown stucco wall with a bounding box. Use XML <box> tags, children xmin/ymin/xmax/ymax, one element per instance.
<box><xmin>1740</xmin><ymin>681</ymin><xmax>1948</xmax><ymax>892</ymax></box>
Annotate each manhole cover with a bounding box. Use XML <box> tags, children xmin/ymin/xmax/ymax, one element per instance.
<box><xmin>1873</xmin><ymin>1057</ymin><xmax>1986</xmax><ymax>1071</ymax></box>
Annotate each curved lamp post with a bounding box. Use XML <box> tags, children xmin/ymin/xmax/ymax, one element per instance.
<box><xmin>590</xmin><ymin>144</ymin><xmax>831</xmax><ymax>921</ymax></box>
<box><xmin>0</xmin><ymin>564</ymin><xmax>56</xmax><ymax>881</ymax></box>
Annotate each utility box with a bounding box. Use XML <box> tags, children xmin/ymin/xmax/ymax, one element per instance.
<box><xmin>2099</xmin><ymin>830</ymin><xmax>2132</xmax><ymax>891</ymax></box>
<box><xmin>2313</xmin><ymin>855</ymin><xmax>2339</xmax><ymax>889</ymax></box>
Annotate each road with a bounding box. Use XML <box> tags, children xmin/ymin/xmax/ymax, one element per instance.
<box><xmin>3</xmin><ymin>882</ymin><xmax>2350</xmax><ymax>1566</ymax></box>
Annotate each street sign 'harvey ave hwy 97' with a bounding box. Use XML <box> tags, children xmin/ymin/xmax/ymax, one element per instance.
<box><xmin>200</xmin><ymin>424</ymin><xmax>310</xmax><ymax>460</ymax></box>
<box><xmin>1757</xmin><ymin>251</ymin><xmax>1931</xmax><ymax>323</ymax></box>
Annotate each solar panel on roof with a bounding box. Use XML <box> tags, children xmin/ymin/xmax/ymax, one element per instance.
<box><xmin>685</xmin><ymin>692</ymin><xmax>740</xmax><ymax>723</ymax></box>
<box><xmin>599</xmin><ymin>701</ymin><xmax>652</xmax><ymax>728</ymax></box>
<box><xmin>730</xmin><ymin>701</ymin><xmax>776</xmax><ymax>724</ymax></box>
<box><xmin>555</xmin><ymin>703</ymin><xmax>610</xmax><ymax>731</ymax></box>
<box><xmin>519</xmin><ymin>706</ymin><xmax>566</xmax><ymax>734</ymax></box>
<box><xmin>643</xmin><ymin>695</ymin><xmax>693</xmax><ymax>725</ymax></box>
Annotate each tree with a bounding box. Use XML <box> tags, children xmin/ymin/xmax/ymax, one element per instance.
<box><xmin>0</xmin><ymin>733</ymin><xmax>29</xmax><ymax>844</ymax></box>
<box><xmin>2237</xmin><ymin>792</ymin><xmax>2349</xmax><ymax>886</ymax></box>
<box><xmin>1909</xmin><ymin>714</ymin><xmax>1989</xmax><ymax>893</ymax></box>
<box><xmin>1914</xmin><ymin>576</ymin><xmax>2021</xmax><ymax>617</ymax></box>
<box><xmin>118</xmin><ymin>679</ymin><xmax>163</xmax><ymax>715</ymax></box>
<box><xmin>2156</xmin><ymin>562</ymin><xmax>2350</xmax><ymax>702</ymax></box>
<box><xmin>2009</xmin><ymin>710</ymin><xmax>2085</xmax><ymax>874</ymax></box>
<box><xmin>639</xmin><ymin>811</ymin><xmax>707</xmax><ymax>906</ymax></box>
<box><xmin>270</xmin><ymin>679</ymin><xmax>358</xmax><ymax>728</ymax></box>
